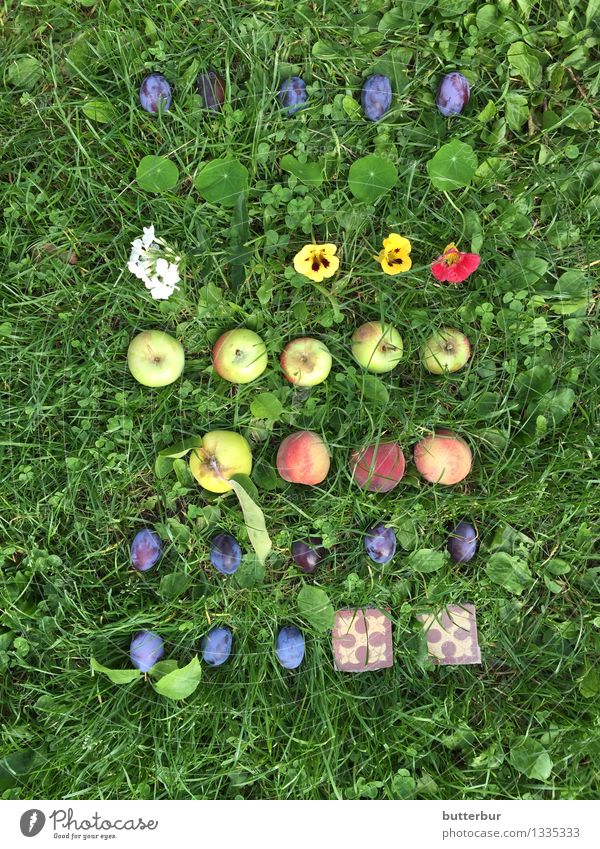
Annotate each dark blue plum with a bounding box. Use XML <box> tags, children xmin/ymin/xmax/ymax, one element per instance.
<box><xmin>130</xmin><ymin>630</ymin><xmax>164</xmax><ymax>672</ymax></box>
<box><xmin>275</xmin><ymin>625</ymin><xmax>305</xmax><ymax>669</ymax></box>
<box><xmin>292</xmin><ymin>537</ymin><xmax>326</xmax><ymax>573</ymax></box>
<box><xmin>210</xmin><ymin>533</ymin><xmax>242</xmax><ymax>575</ymax></box>
<box><xmin>139</xmin><ymin>73</ymin><xmax>172</xmax><ymax>114</ymax></box>
<box><xmin>201</xmin><ymin>626</ymin><xmax>233</xmax><ymax>666</ymax></box>
<box><xmin>364</xmin><ymin>523</ymin><xmax>397</xmax><ymax>564</ymax></box>
<box><xmin>130</xmin><ymin>528</ymin><xmax>162</xmax><ymax>572</ymax></box>
<box><xmin>447</xmin><ymin>521</ymin><xmax>478</xmax><ymax>563</ymax></box>
<box><xmin>361</xmin><ymin>74</ymin><xmax>392</xmax><ymax>121</ymax></box>
<box><xmin>436</xmin><ymin>72</ymin><xmax>470</xmax><ymax>117</ymax></box>
<box><xmin>279</xmin><ymin>76</ymin><xmax>308</xmax><ymax>115</ymax></box>
<box><xmin>197</xmin><ymin>71</ymin><xmax>225</xmax><ymax>111</ymax></box>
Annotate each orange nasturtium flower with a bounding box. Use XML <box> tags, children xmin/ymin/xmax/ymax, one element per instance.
<box><xmin>375</xmin><ymin>233</ymin><xmax>412</xmax><ymax>275</ymax></box>
<box><xmin>293</xmin><ymin>243</ymin><xmax>340</xmax><ymax>283</ymax></box>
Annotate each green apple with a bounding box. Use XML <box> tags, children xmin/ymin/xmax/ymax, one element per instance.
<box><xmin>212</xmin><ymin>328</ymin><xmax>268</xmax><ymax>384</ymax></box>
<box><xmin>351</xmin><ymin>321</ymin><xmax>403</xmax><ymax>373</ymax></box>
<box><xmin>127</xmin><ymin>330</ymin><xmax>185</xmax><ymax>387</ymax></box>
<box><xmin>189</xmin><ymin>431</ymin><xmax>252</xmax><ymax>494</ymax></box>
<box><xmin>421</xmin><ymin>327</ymin><xmax>471</xmax><ymax>374</ymax></box>
<box><xmin>280</xmin><ymin>337</ymin><xmax>332</xmax><ymax>386</ymax></box>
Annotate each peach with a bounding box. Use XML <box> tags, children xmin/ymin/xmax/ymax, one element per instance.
<box><xmin>276</xmin><ymin>431</ymin><xmax>330</xmax><ymax>486</ymax></box>
<box><xmin>413</xmin><ymin>428</ymin><xmax>472</xmax><ymax>485</ymax></box>
<box><xmin>350</xmin><ymin>440</ymin><xmax>405</xmax><ymax>492</ymax></box>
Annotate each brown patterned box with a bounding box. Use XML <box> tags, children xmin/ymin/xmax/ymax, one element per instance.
<box><xmin>417</xmin><ymin>603</ymin><xmax>481</xmax><ymax>665</ymax></box>
<box><xmin>332</xmin><ymin>607</ymin><xmax>393</xmax><ymax>672</ymax></box>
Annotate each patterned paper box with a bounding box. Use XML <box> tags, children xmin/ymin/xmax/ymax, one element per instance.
<box><xmin>417</xmin><ymin>603</ymin><xmax>481</xmax><ymax>666</ymax></box>
<box><xmin>332</xmin><ymin>607</ymin><xmax>393</xmax><ymax>672</ymax></box>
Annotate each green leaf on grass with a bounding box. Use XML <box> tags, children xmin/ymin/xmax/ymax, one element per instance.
<box><xmin>82</xmin><ymin>99</ymin><xmax>117</xmax><ymax>124</ymax></box>
<box><xmin>348</xmin><ymin>154</ymin><xmax>398</xmax><ymax>203</ymax></box>
<box><xmin>250</xmin><ymin>392</ymin><xmax>283</xmax><ymax>420</ymax></box>
<box><xmin>427</xmin><ymin>140</ymin><xmax>477</xmax><ymax>191</ymax></box>
<box><xmin>509</xmin><ymin>737</ymin><xmax>553</xmax><ymax>781</ymax></box>
<box><xmin>298</xmin><ymin>585</ymin><xmax>334</xmax><ymax>632</ymax></box>
<box><xmin>229</xmin><ymin>475</ymin><xmax>272</xmax><ymax>565</ymax></box>
<box><xmin>136</xmin><ymin>155</ymin><xmax>179</xmax><ymax>193</ymax></box>
<box><xmin>504</xmin><ymin>93</ymin><xmax>529</xmax><ymax>132</ymax></box>
<box><xmin>507</xmin><ymin>42</ymin><xmax>542</xmax><ymax>88</ymax></box>
<box><xmin>514</xmin><ymin>365</ymin><xmax>555</xmax><ymax>404</ymax></box>
<box><xmin>159</xmin><ymin>437</ymin><xmax>204</xmax><ymax>459</ymax></box>
<box><xmin>551</xmin><ymin>270</ymin><xmax>590</xmax><ymax>315</ymax></box>
<box><xmin>159</xmin><ymin>573</ymin><xmax>192</xmax><ymax>600</ymax></box>
<box><xmin>194</xmin><ymin>157</ymin><xmax>249</xmax><ymax>207</ymax></box>
<box><xmin>154</xmin><ymin>454</ymin><xmax>175</xmax><ymax>479</ymax></box>
<box><xmin>234</xmin><ymin>554</ymin><xmax>266</xmax><ymax>588</ymax></box>
<box><xmin>90</xmin><ymin>658</ymin><xmax>142</xmax><ymax>685</ymax></box>
<box><xmin>147</xmin><ymin>660</ymin><xmax>179</xmax><ymax>680</ymax></box>
<box><xmin>579</xmin><ymin>667</ymin><xmax>600</xmax><ymax>698</ymax></box>
<box><xmin>153</xmin><ymin>656</ymin><xmax>202</xmax><ymax>700</ymax></box>
<box><xmin>526</xmin><ymin>388</ymin><xmax>576</xmax><ymax>429</ymax></box>
<box><xmin>407</xmin><ymin>549</ymin><xmax>446</xmax><ymax>573</ymax></box>
<box><xmin>486</xmin><ymin>551</ymin><xmax>533</xmax><ymax>594</ymax></box>
<box><xmin>360</xmin><ymin>375</ymin><xmax>389</xmax><ymax>407</ymax></box>
<box><xmin>281</xmin><ymin>155</ymin><xmax>324</xmax><ymax>187</ymax></box>
<box><xmin>396</xmin><ymin>518</ymin><xmax>419</xmax><ymax>551</ymax></box>
<box><xmin>8</xmin><ymin>57</ymin><xmax>42</xmax><ymax>89</ymax></box>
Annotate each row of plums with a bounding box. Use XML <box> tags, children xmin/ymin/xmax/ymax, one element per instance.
<box><xmin>139</xmin><ymin>70</ymin><xmax>470</xmax><ymax>120</ymax></box>
<box><xmin>126</xmin><ymin>521</ymin><xmax>477</xmax><ymax>670</ymax></box>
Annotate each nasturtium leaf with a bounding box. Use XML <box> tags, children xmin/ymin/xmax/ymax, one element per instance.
<box><xmin>348</xmin><ymin>154</ymin><xmax>398</xmax><ymax>203</ymax></box>
<box><xmin>486</xmin><ymin>551</ymin><xmax>533</xmax><ymax>595</ymax></box>
<box><xmin>234</xmin><ymin>554</ymin><xmax>266</xmax><ymax>589</ymax></box>
<box><xmin>8</xmin><ymin>56</ymin><xmax>42</xmax><ymax>89</ymax></box>
<box><xmin>427</xmin><ymin>140</ymin><xmax>477</xmax><ymax>191</ymax></box>
<box><xmin>194</xmin><ymin>157</ymin><xmax>249</xmax><ymax>207</ymax></box>
<box><xmin>90</xmin><ymin>658</ymin><xmax>142</xmax><ymax>685</ymax></box>
<box><xmin>360</xmin><ymin>375</ymin><xmax>389</xmax><ymax>407</ymax></box>
<box><xmin>229</xmin><ymin>474</ymin><xmax>272</xmax><ymax>565</ymax></box>
<box><xmin>159</xmin><ymin>437</ymin><xmax>204</xmax><ymax>459</ymax></box>
<box><xmin>509</xmin><ymin>737</ymin><xmax>553</xmax><ymax>781</ymax></box>
<box><xmin>250</xmin><ymin>392</ymin><xmax>283</xmax><ymax>420</ymax></box>
<box><xmin>136</xmin><ymin>155</ymin><xmax>179</xmax><ymax>193</ymax></box>
<box><xmin>280</xmin><ymin>155</ymin><xmax>324</xmax><ymax>187</ymax></box>
<box><xmin>82</xmin><ymin>99</ymin><xmax>116</xmax><ymax>124</ymax></box>
<box><xmin>153</xmin><ymin>656</ymin><xmax>202</xmax><ymax>700</ymax></box>
<box><xmin>298</xmin><ymin>585</ymin><xmax>334</xmax><ymax>632</ymax></box>
<box><xmin>159</xmin><ymin>573</ymin><xmax>192</xmax><ymax>600</ymax></box>
<box><xmin>504</xmin><ymin>93</ymin><xmax>529</xmax><ymax>132</ymax></box>
<box><xmin>507</xmin><ymin>42</ymin><xmax>542</xmax><ymax>89</ymax></box>
<box><xmin>407</xmin><ymin>548</ymin><xmax>446</xmax><ymax>573</ymax></box>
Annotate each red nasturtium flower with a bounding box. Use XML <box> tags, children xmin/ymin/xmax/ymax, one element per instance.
<box><xmin>431</xmin><ymin>242</ymin><xmax>480</xmax><ymax>284</ymax></box>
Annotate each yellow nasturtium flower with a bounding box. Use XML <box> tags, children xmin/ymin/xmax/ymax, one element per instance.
<box><xmin>293</xmin><ymin>243</ymin><xmax>339</xmax><ymax>283</ymax></box>
<box><xmin>375</xmin><ymin>233</ymin><xmax>412</xmax><ymax>275</ymax></box>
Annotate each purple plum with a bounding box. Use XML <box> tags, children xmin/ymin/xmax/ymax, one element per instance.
<box><xmin>130</xmin><ymin>528</ymin><xmax>163</xmax><ymax>572</ymax></box>
<box><xmin>139</xmin><ymin>73</ymin><xmax>172</xmax><ymax>114</ymax></box>
<box><xmin>201</xmin><ymin>626</ymin><xmax>233</xmax><ymax>666</ymax></box>
<box><xmin>291</xmin><ymin>537</ymin><xmax>327</xmax><ymax>573</ymax></box>
<box><xmin>361</xmin><ymin>74</ymin><xmax>392</xmax><ymax>121</ymax></box>
<box><xmin>364</xmin><ymin>523</ymin><xmax>397</xmax><ymax>564</ymax></box>
<box><xmin>197</xmin><ymin>71</ymin><xmax>225</xmax><ymax>111</ymax></box>
<box><xmin>436</xmin><ymin>72</ymin><xmax>470</xmax><ymax>117</ymax></box>
<box><xmin>447</xmin><ymin>521</ymin><xmax>478</xmax><ymax>563</ymax></box>
<box><xmin>275</xmin><ymin>625</ymin><xmax>305</xmax><ymax>669</ymax></box>
<box><xmin>210</xmin><ymin>534</ymin><xmax>242</xmax><ymax>575</ymax></box>
<box><xmin>130</xmin><ymin>630</ymin><xmax>164</xmax><ymax>672</ymax></box>
<box><xmin>279</xmin><ymin>76</ymin><xmax>308</xmax><ymax>115</ymax></box>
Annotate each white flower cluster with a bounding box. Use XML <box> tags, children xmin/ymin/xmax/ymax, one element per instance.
<box><xmin>127</xmin><ymin>225</ymin><xmax>181</xmax><ymax>300</ymax></box>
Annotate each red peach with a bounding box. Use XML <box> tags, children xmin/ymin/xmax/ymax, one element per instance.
<box><xmin>350</xmin><ymin>440</ymin><xmax>405</xmax><ymax>492</ymax></box>
<box><xmin>276</xmin><ymin>431</ymin><xmax>330</xmax><ymax>486</ymax></box>
<box><xmin>413</xmin><ymin>428</ymin><xmax>472</xmax><ymax>485</ymax></box>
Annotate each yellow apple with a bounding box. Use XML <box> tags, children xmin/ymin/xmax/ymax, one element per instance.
<box><xmin>189</xmin><ymin>431</ymin><xmax>252</xmax><ymax>494</ymax></box>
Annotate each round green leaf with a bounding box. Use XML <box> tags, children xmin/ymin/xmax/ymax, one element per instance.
<box><xmin>136</xmin><ymin>155</ymin><xmax>179</xmax><ymax>193</ymax></box>
<box><xmin>407</xmin><ymin>549</ymin><xmax>446</xmax><ymax>573</ymax></box>
<box><xmin>298</xmin><ymin>585</ymin><xmax>334</xmax><ymax>632</ymax></box>
<box><xmin>348</xmin><ymin>154</ymin><xmax>398</xmax><ymax>203</ymax></box>
<box><xmin>8</xmin><ymin>57</ymin><xmax>42</xmax><ymax>90</ymax></box>
<box><xmin>82</xmin><ymin>99</ymin><xmax>116</xmax><ymax>124</ymax></box>
<box><xmin>427</xmin><ymin>140</ymin><xmax>478</xmax><ymax>191</ymax></box>
<box><xmin>194</xmin><ymin>157</ymin><xmax>249</xmax><ymax>207</ymax></box>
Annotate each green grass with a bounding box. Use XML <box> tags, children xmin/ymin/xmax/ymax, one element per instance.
<box><xmin>1</xmin><ymin>0</ymin><xmax>599</xmax><ymax>800</ymax></box>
